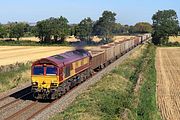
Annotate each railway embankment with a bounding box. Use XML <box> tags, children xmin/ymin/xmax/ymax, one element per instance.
<box><xmin>51</xmin><ymin>43</ymin><xmax>161</xmax><ymax>120</ymax></box>
<box><xmin>0</xmin><ymin>62</ymin><xmax>31</xmax><ymax>93</ymax></box>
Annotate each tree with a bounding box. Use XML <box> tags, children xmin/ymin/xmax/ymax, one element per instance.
<box><xmin>93</xmin><ymin>11</ymin><xmax>116</xmax><ymax>38</ymax></box>
<box><xmin>152</xmin><ymin>9</ymin><xmax>179</xmax><ymax>45</ymax></box>
<box><xmin>9</xmin><ymin>22</ymin><xmax>27</xmax><ymax>40</ymax></box>
<box><xmin>0</xmin><ymin>24</ymin><xmax>7</xmax><ymax>38</ymax></box>
<box><xmin>134</xmin><ymin>22</ymin><xmax>152</xmax><ymax>33</ymax></box>
<box><xmin>36</xmin><ymin>16</ymin><xmax>69</xmax><ymax>43</ymax></box>
<box><xmin>35</xmin><ymin>20</ymin><xmax>51</xmax><ymax>42</ymax></box>
<box><xmin>76</xmin><ymin>17</ymin><xmax>93</xmax><ymax>40</ymax></box>
<box><xmin>69</xmin><ymin>24</ymin><xmax>78</xmax><ymax>36</ymax></box>
<box><xmin>111</xmin><ymin>23</ymin><xmax>123</xmax><ymax>35</ymax></box>
<box><xmin>54</xmin><ymin>16</ymin><xmax>69</xmax><ymax>42</ymax></box>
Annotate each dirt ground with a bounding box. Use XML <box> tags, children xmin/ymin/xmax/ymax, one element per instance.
<box><xmin>156</xmin><ymin>47</ymin><xmax>180</xmax><ymax>120</ymax></box>
<box><xmin>0</xmin><ymin>46</ymin><xmax>74</xmax><ymax>66</ymax></box>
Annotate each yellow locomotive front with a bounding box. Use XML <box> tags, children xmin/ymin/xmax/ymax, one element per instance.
<box><xmin>31</xmin><ymin>49</ymin><xmax>92</xmax><ymax>100</ymax></box>
<box><xmin>31</xmin><ymin>64</ymin><xmax>60</xmax><ymax>99</ymax></box>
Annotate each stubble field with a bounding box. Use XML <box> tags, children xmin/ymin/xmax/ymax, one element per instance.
<box><xmin>0</xmin><ymin>46</ymin><xmax>74</xmax><ymax>66</ymax></box>
<box><xmin>169</xmin><ymin>36</ymin><xmax>180</xmax><ymax>43</ymax></box>
<box><xmin>156</xmin><ymin>47</ymin><xmax>180</xmax><ymax>120</ymax></box>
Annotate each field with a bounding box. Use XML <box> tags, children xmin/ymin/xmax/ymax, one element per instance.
<box><xmin>0</xmin><ymin>46</ymin><xmax>74</xmax><ymax>66</ymax></box>
<box><xmin>0</xmin><ymin>35</ymin><xmax>134</xmax><ymax>43</ymax></box>
<box><xmin>0</xmin><ymin>37</ymin><xmax>39</xmax><ymax>42</ymax></box>
<box><xmin>112</xmin><ymin>35</ymin><xmax>136</xmax><ymax>42</ymax></box>
<box><xmin>156</xmin><ymin>47</ymin><xmax>180</xmax><ymax>120</ymax></box>
<box><xmin>169</xmin><ymin>36</ymin><xmax>180</xmax><ymax>43</ymax></box>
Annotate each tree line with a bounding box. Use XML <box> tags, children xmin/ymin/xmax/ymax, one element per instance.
<box><xmin>0</xmin><ymin>11</ymin><xmax>152</xmax><ymax>43</ymax></box>
<box><xmin>152</xmin><ymin>9</ymin><xmax>180</xmax><ymax>45</ymax></box>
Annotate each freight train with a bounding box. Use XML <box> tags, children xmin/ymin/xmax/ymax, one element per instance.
<box><xmin>31</xmin><ymin>34</ymin><xmax>151</xmax><ymax>99</ymax></box>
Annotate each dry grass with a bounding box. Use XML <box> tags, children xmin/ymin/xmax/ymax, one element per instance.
<box><xmin>91</xmin><ymin>36</ymin><xmax>101</xmax><ymax>42</ymax></box>
<box><xmin>65</xmin><ymin>36</ymin><xmax>80</xmax><ymax>42</ymax></box>
<box><xmin>0</xmin><ymin>63</ymin><xmax>30</xmax><ymax>92</ymax></box>
<box><xmin>169</xmin><ymin>36</ymin><xmax>180</xmax><ymax>43</ymax></box>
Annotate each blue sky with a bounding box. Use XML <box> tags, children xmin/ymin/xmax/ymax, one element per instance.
<box><xmin>0</xmin><ymin>0</ymin><xmax>179</xmax><ymax>25</ymax></box>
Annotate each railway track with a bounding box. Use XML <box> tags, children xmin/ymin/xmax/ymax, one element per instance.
<box><xmin>0</xmin><ymin>43</ymin><xmax>146</xmax><ymax>120</ymax></box>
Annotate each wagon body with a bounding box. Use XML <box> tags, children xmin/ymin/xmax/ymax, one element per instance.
<box><xmin>89</xmin><ymin>50</ymin><xmax>105</xmax><ymax>70</ymax></box>
<box><xmin>101</xmin><ymin>45</ymin><xmax>115</xmax><ymax>62</ymax></box>
<box><xmin>114</xmin><ymin>42</ymin><xmax>121</xmax><ymax>57</ymax></box>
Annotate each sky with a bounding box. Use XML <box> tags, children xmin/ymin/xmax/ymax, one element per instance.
<box><xmin>0</xmin><ymin>0</ymin><xmax>179</xmax><ymax>25</ymax></box>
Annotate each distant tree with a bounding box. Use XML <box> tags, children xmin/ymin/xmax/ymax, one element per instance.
<box><xmin>36</xmin><ymin>16</ymin><xmax>69</xmax><ymax>43</ymax></box>
<box><xmin>27</xmin><ymin>26</ymin><xmax>37</xmax><ymax>36</ymax></box>
<box><xmin>0</xmin><ymin>24</ymin><xmax>7</xmax><ymax>38</ymax></box>
<box><xmin>76</xmin><ymin>17</ymin><xmax>93</xmax><ymax>41</ymax></box>
<box><xmin>35</xmin><ymin>20</ymin><xmax>50</xmax><ymax>42</ymax></box>
<box><xmin>69</xmin><ymin>24</ymin><xmax>78</xmax><ymax>36</ymax></box>
<box><xmin>123</xmin><ymin>25</ymin><xmax>130</xmax><ymax>34</ymax></box>
<box><xmin>55</xmin><ymin>16</ymin><xmax>69</xmax><ymax>42</ymax></box>
<box><xmin>128</xmin><ymin>25</ymin><xmax>136</xmax><ymax>34</ymax></box>
<box><xmin>134</xmin><ymin>22</ymin><xmax>152</xmax><ymax>33</ymax></box>
<box><xmin>9</xmin><ymin>22</ymin><xmax>27</xmax><ymax>40</ymax></box>
<box><xmin>152</xmin><ymin>9</ymin><xmax>179</xmax><ymax>45</ymax></box>
<box><xmin>112</xmin><ymin>23</ymin><xmax>123</xmax><ymax>35</ymax></box>
<box><xmin>93</xmin><ymin>11</ymin><xmax>116</xmax><ymax>38</ymax></box>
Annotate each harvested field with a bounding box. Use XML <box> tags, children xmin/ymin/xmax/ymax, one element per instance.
<box><xmin>156</xmin><ymin>47</ymin><xmax>180</xmax><ymax>120</ymax></box>
<box><xmin>0</xmin><ymin>36</ymin><xmax>135</xmax><ymax>43</ymax></box>
<box><xmin>0</xmin><ymin>37</ymin><xmax>39</xmax><ymax>42</ymax></box>
<box><xmin>0</xmin><ymin>46</ymin><xmax>96</xmax><ymax>66</ymax></box>
<box><xmin>112</xmin><ymin>35</ymin><xmax>136</xmax><ymax>42</ymax></box>
<box><xmin>0</xmin><ymin>36</ymin><xmax>98</xmax><ymax>42</ymax></box>
<box><xmin>169</xmin><ymin>36</ymin><xmax>180</xmax><ymax>43</ymax></box>
<box><xmin>0</xmin><ymin>46</ymin><xmax>74</xmax><ymax>66</ymax></box>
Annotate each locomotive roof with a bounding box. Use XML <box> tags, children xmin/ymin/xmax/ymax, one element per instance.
<box><xmin>32</xmin><ymin>49</ymin><xmax>90</xmax><ymax>67</ymax></box>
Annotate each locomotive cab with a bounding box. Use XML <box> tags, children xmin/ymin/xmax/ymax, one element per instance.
<box><xmin>32</xmin><ymin>65</ymin><xmax>59</xmax><ymax>88</ymax></box>
<box><xmin>31</xmin><ymin>61</ymin><xmax>62</xmax><ymax>99</ymax></box>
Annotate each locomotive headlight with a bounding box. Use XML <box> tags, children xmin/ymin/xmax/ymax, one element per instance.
<box><xmin>32</xmin><ymin>82</ymin><xmax>38</xmax><ymax>85</ymax></box>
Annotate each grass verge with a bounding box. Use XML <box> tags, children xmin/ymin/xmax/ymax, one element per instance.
<box><xmin>0</xmin><ymin>62</ymin><xmax>31</xmax><ymax>92</ymax></box>
<box><xmin>136</xmin><ymin>44</ymin><xmax>161</xmax><ymax>120</ymax></box>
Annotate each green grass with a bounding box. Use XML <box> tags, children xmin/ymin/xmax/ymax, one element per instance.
<box><xmin>136</xmin><ymin>44</ymin><xmax>161</xmax><ymax>120</ymax></box>
<box><xmin>0</xmin><ymin>40</ymin><xmax>70</xmax><ymax>46</ymax></box>
<box><xmin>0</xmin><ymin>62</ymin><xmax>31</xmax><ymax>92</ymax></box>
